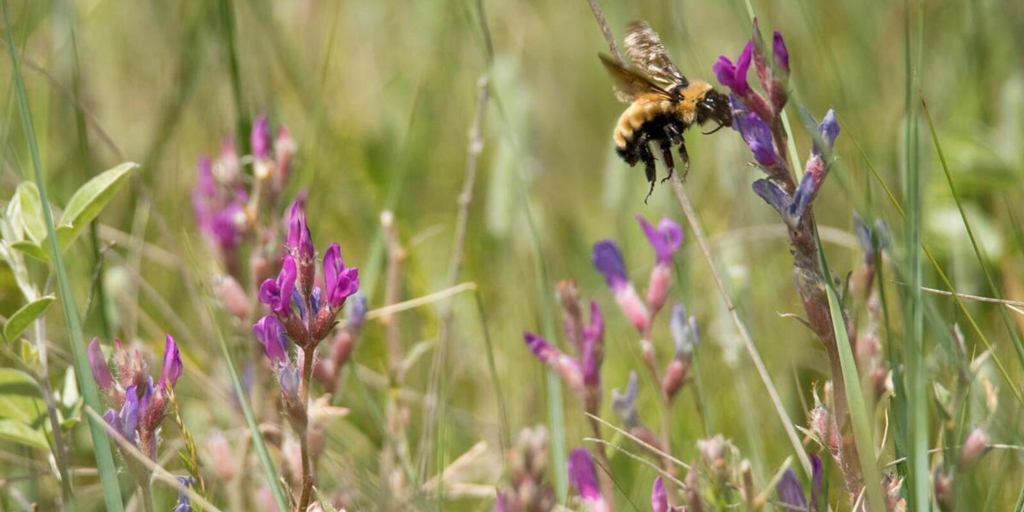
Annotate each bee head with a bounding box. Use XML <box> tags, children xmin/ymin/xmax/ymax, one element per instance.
<box><xmin>697</xmin><ymin>89</ymin><xmax>733</xmax><ymax>130</ymax></box>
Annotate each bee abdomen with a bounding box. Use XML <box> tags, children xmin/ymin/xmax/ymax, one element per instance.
<box><xmin>613</xmin><ymin>101</ymin><xmax>672</xmax><ymax>150</ymax></box>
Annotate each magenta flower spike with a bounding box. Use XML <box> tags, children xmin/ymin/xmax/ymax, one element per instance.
<box><xmin>523</xmin><ymin>332</ymin><xmax>585</xmax><ymax>397</ymax></box>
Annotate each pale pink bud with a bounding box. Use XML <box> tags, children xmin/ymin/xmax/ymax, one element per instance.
<box><xmin>614</xmin><ymin>285</ymin><xmax>650</xmax><ymax>333</ymax></box>
<box><xmin>961</xmin><ymin>428</ymin><xmax>989</xmax><ymax>465</ymax></box>
<box><xmin>215</xmin><ymin>275</ymin><xmax>251</xmax><ymax>319</ymax></box>
<box><xmin>205</xmin><ymin>431</ymin><xmax>236</xmax><ymax>481</ymax></box>
<box><xmin>645</xmin><ymin>265</ymin><xmax>671</xmax><ymax>314</ymax></box>
<box><xmin>662</xmin><ymin>358</ymin><xmax>688</xmax><ymax>401</ymax></box>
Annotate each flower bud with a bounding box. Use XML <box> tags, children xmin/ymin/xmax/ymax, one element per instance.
<box><xmin>215</xmin><ymin>275</ymin><xmax>250</xmax><ymax>319</ymax></box>
<box><xmin>205</xmin><ymin>431</ymin><xmax>236</xmax><ymax>482</ymax></box>
<box><xmin>662</xmin><ymin>358</ymin><xmax>688</xmax><ymax>402</ymax></box>
<box><xmin>961</xmin><ymin>427</ymin><xmax>989</xmax><ymax>465</ymax></box>
<box><xmin>89</xmin><ymin>338</ymin><xmax>115</xmax><ymax>392</ymax></box>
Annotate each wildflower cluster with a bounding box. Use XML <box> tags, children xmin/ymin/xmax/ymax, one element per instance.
<box><xmin>88</xmin><ymin>336</ymin><xmax>182</xmax><ymax>479</ymax></box>
<box><xmin>594</xmin><ymin>215</ymin><xmax>696</xmax><ymax>403</ymax></box>
<box><xmin>494</xmin><ymin>426</ymin><xmax>557</xmax><ymax>512</ymax></box>
<box><xmin>192</xmin><ymin>114</ymin><xmax>296</xmax><ymax>277</ymax></box>
<box><xmin>252</xmin><ymin>197</ymin><xmax>359</xmax><ymax>510</ymax></box>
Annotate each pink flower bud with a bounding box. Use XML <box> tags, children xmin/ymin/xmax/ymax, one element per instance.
<box><xmin>662</xmin><ymin>358</ymin><xmax>688</xmax><ymax>401</ymax></box>
<box><xmin>645</xmin><ymin>265</ymin><xmax>671</xmax><ymax>313</ymax></box>
<box><xmin>215</xmin><ymin>275</ymin><xmax>250</xmax><ymax>319</ymax></box>
<box><xmin>961</xmin><ymin>428</ymin><xmax>989</xmax><ymax>465</ymax></box>
<box><xmin>614</xmin><ymin>285</ymin><xmax>650</xmax><ymax>333</ymax></box>
<box><xmin>205</xmin><ymin>431</ymin><xmax>236</xmax><ymax>481</ymax></box>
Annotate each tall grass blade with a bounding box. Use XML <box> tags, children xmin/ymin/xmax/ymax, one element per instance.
<box><xmin>191</xmin><ymin>264</ymin><xmax>289</xmax><ymax>511</ymax></box>
<box><xmin>818</xmin><ymin>249</ymin><xmax>886</xmax><ymax>512</ymax></box>
<box><xmin>902</xmin><ymin>0</ymin><xmax>928</xmax><ymax>508</ymax></box>
<box><xmin>0</xmin><ymin>2</ymin><xmax>119</xmax><ymax>509</ymax></box>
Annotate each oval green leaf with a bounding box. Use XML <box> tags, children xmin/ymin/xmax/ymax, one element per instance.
<box><xmin>0</xmin><ymin>418</ymin><xmax>49</xmax><ymax>450</ymax></box>
<box><xmin>0</xmin><ymin>369</ymin><xmax>46</xmax><ymax>425</ymax></box>
<box><xmin>13</xmin><ymin>182</ymin><xmax>46</xmax><ymax>244</ymax></box>
<box><xmin>10</xmin><ymin>240</ymin><xmax>48</xmax><ymax>262</ymax></box>
<box><xmin>57</xmin><ymin>162</ymin><xmax>138</xmax><ymax>250</ymax></box>
<box><xmin>3</xmin><ymin>295</ymin><xmax>55</xmax><ymax>342</ymax></box>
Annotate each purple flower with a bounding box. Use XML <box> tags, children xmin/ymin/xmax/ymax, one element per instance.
<box><xmin>323</xmin><ymin>243</ymin><xmax>360</xmax><ymax>310</ymax></box>
<box><xmin>773</xmin><ymin>31</ymin><xmax>789</xmax><ymax>73</ymax></box>
<box><xmin>173</xmin><ymin>476</ymin><xmax>195</xmax><ymax>512</ymax></box>
<box><xmin>611</xmin><ymin>371</ymin><xmax>640</xmax><ymax>428</ymax></box>
<box><xmin>669</xmin><ymin>303</ymin><xmax>699</xmax><ymax>357</ymax></box>
<box><xmin>88</xmin><ymin>337</ymin><xmax>115</xmax><ymax>390</ymax></box>
<box><xmin>347</xmin><ymin>293</ymin><xmax>368</xmax><ymax>332</ymax></box>
<box><xmin>492</xmin><ymin>491</ymin><xmax>508</xmax><ymax>512</ymax></box>
<box><xmin>775</xmin><ymin>453</ymin><xmax>823</xmax><ymax>512</ymax></box>
<box><xmin>636</xmin><ymin>215</ymin><xmax>684</xmax><ymax>265</ymax></box>
<box><xmin>752</xmin><ymin>179</ymin><xmax>795</xmax><ymax>224</ymax></box>
<box><xmin>735</xmin><ymin>109</ymin><xmax>777</xmax><ymax>167</ymax></box>
<box><xmin>259</xmin><ymin>256</ymin><xmax>298</xmax><ymax>316</ymax></box>
<box><xmin>159</xmin><ymin>335</ymin><xmax>183</xmax><ymax>389</ymax></box>
<box><xmin>713</xmin><ymin>41</ymin><xmax>753</xmax><ymax>97</ymax></box>
<box><xmin>592</xmin><ymin>240</ymin><xmax>628</xmax><ymax>290</ymax></box>
<box><xmin>524</xmin><ymin>332</ymin><xmax>584</xmax><ymax>396</ymax></box>
<box><xmin>251</xmin><ymin>115</ymin><xmax>270</xmax><ymax>160</ymax></box>
<box><xmin>253</xmin><ymin>315</ymin><xmax>290</xmax><ymax>364</ymax></box>
<box><xmin>789</xmin><ymin>171</ymin><xmax>819</xmax><ymax>223</ymax></box>
<box><xmin>568</xmin><ymin>449</ymin><xmax>606</xmax><ymax>510</ymax></box>
<box><xmin>107</xmin><ymin>386</ymin><xmax>141</xmax><ymax>444</ymax></box>
<box><xmin>651</xmin><ymin>476</ymin><xmax>682</xmax><ymax>512</ymax></box>
<box><xmin>814</xmin><ymin>109</ymin><xmax>840</xmax><ymax>156</ymax></box>
<box><xmin>286</xmin><ymin>197</ymin><xmax>315</xmax><ymax>261</ymax></box>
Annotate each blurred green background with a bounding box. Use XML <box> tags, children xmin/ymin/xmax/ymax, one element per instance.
<box><xmin>2</xmin><ymin>0</ymin><xmax>1024</xmax><ymax>509</ymax></box>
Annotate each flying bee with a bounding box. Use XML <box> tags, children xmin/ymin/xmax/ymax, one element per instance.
<box><xmin>601</xmin><ymin>21</ymin><xmax>733</xmax><ymax>200</ymax></box>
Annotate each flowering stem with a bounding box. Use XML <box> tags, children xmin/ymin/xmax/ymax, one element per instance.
<box><xmin>586</xmin><ymin>417</ymin><xmax>617</xmax><ymax>511</ymax></box>
<box><xmin>297</xmin><ymin>348</ymin><xmax>315</xmax><ymax>512</ymax></box>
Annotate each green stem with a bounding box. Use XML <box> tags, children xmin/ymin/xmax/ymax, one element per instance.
<box><xmin>0</xmin><ymin>2</ymin><xmax>123</xmax><ymax>510</ymax></box>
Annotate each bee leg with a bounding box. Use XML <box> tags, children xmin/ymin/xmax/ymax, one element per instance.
<box><xmin>664</xmin><ymin>123</ymin><xmax>684</xmax><ymax>145</ymax></box>
<box><xmin>638</xmin><ymin>140</ymin><xmax>657</xmax><ymax>202</ymax></box>
<box><xmin>677</xmin><ymin>141</ymin><xmax>691</xmax><ymax>181</ymax></box>
<box><xmin>659</xmin><ymin>138</ymin><xmax>675</xmax><ymax>183</ymax></box>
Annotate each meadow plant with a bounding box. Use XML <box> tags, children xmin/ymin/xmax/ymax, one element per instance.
<box><xmin>254</xmin><ymin>197</ymin><xmax>359</xmax><ymax>511</ymax></box>
<box><xmin>88</xmin><ymin>335</ymin><xmax>183</xmax><ymax>510</ymax></box>
<box><xmin>715</xmin><ymin>22</ymin><xmax>866</xmax><ymax>499</ymax></box>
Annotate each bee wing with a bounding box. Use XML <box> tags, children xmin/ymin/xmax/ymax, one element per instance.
<box><xmin>623</xmin><ymin>21</ymin><xmax>688</xmax><ymax>88</ymax></box>
<box><xmin>599</xmin><ymin>53</ymin><xmax>670</xmax><ymax>103</ymax></box>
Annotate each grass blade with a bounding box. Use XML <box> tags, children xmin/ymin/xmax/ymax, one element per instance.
<box><xmin>196</xmin><ymin>274</ymin><xmax>289</xmax><ymax>511</ymax></box>
<box><xmin>818</xmin><ymin>248</ymin><xmax>886</xmax><ymax>512</ymax></box>
<box><xmin>0</xmin><ymin>2</ymin><xmax>120</xmax><ymax>509</ymax></box>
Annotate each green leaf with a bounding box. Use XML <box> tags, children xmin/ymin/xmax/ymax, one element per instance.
<box><xmin>0</xmin><ymin>418</ymin><xmax>49</xmax><ymax>450</ymax></box>
<box><xmin>12</xmin><ymin>182</ymin><xmax>45</xmax><ymax>243</ymax></box>
<box><xmin>3</xmin><ymin>295</ymin><xmax>55</xmax><ymax>342</ymax></box>
<box><xmin>11</xmin><ymin>240</ymin><xmax>49</xmax><ymax>261</ymax></box>
<box><xmin>0</xmin><ymin>368</ymin><xmax>46</xmax><ymax>425</ymax></box>
<box><xmin>56</xmin><ymin>162</ymin><xmax>137</xmax><ymax>250</ymax></box>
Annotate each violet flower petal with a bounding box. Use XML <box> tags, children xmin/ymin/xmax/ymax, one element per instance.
<box><xmin>88</xmin><ymin>337</ymin><xmax>115</xmax><ymax>390</ymax></box>
<box><xmin>253</xmin><ymin>315</ymin><xmax>290</xmax><ymax>364</ymax></box>
<box><xmin>592</xmin><ymin>240</ymin><xmax>628</xmax><ymax>290</ymax></box>
<box><xmin>775</xmin><ymin>468</ymin><xmax>807</xmax><ymax>511</ymax></box>
<box><xmin>567</xmin><ymin>448</ymin><xmax>602</xmax><ymax>503</ymax></box>
<box><xmin>651</xmin><ymin>476</ymin><xmax>669</xmax><ymax>512</ymax></box>
<box><xmin>773</xmin><ymin>30</ymin><xmax>789</xmax><ymax>73</ymax></box>
<box><xmin>636</xmin><ymin>215</ymin><xmax>684</xmax><ymax>265</ymax></box>
<box><xmin>323</xmin><ymin>243</ymin><xmax>359</xmax><ymax>309</ymax></box>
<box><xmin>713</xmin><ymin>41</ymin><xmax>753</xmax><ymax>96</ymax></box>
<box><xmin>752</xmin><ymin>179</ymin><xmax>793</xmax><ymax>222</ymax></box>
<box><xmin>160</xmin><ymin>335</ymin><xmax>183</xmax><ymax>389</ymax></box>
<box><xmin>611</xmin><ymin>372</ymin><xmax>640</xmax><ymax>428</ymax></box>
<box><xmin>286</xmin><ymin>197</ymin><xmax>315</xmax><ymax>260</ymax></box>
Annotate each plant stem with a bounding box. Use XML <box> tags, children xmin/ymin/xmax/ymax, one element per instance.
<box><xmin>140</xmin><ymin>481</ymin><xmax>155</xmax><ymax>512</ymax></box>
<box><xmin>667</xmin><ymin>172</ymin><xmax>812</xmax><ymax>476</ymax></box>
<box><xmin>297</xmin><ymin>348</ymin><xmax>315</xmax><ymax>512</ymax></box>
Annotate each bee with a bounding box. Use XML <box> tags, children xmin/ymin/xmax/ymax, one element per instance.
<box><xmin>601</xmin><ymin>21</ymin><xmax>732</xmax><ymax>200</ymax></box>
